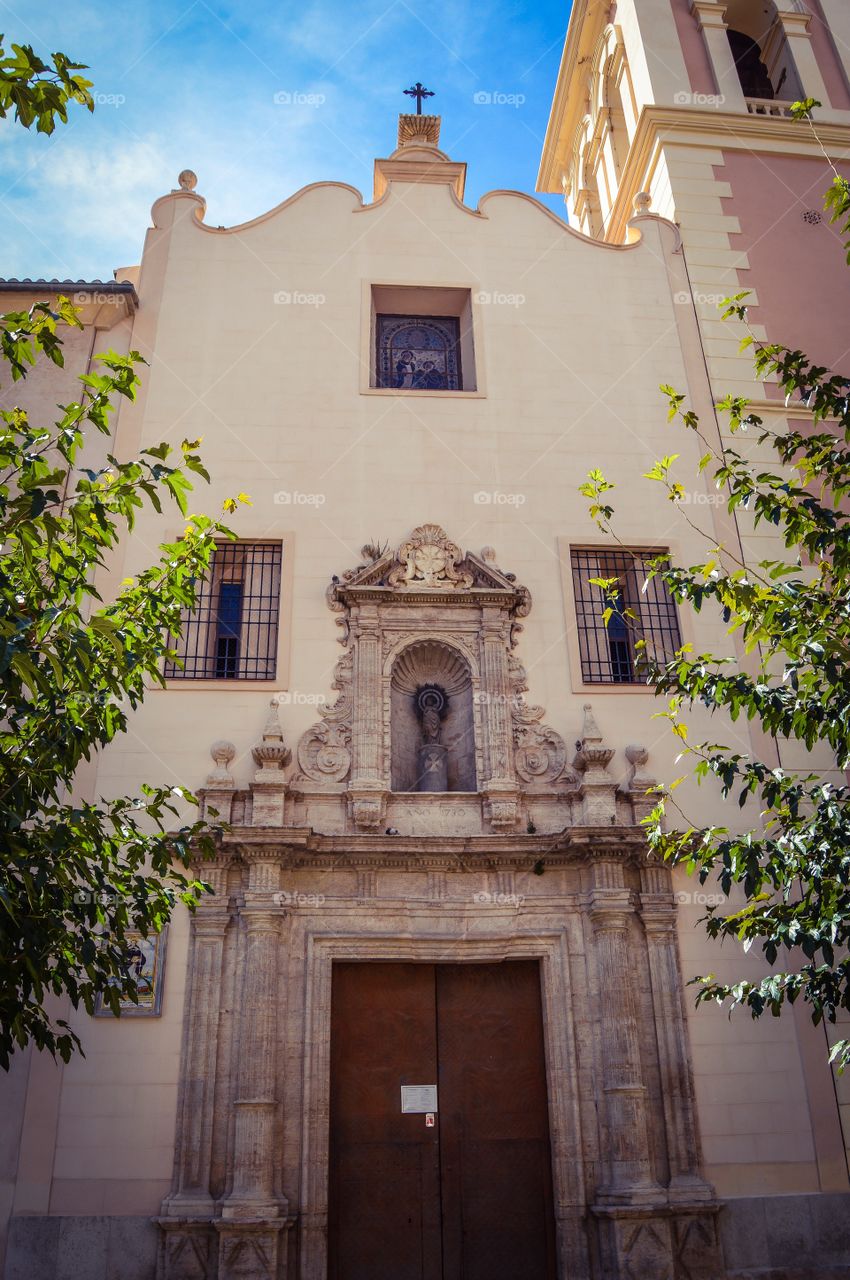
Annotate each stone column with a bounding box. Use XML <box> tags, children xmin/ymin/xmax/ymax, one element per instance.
<box><xmin>640</xmin><ymin>864</ymin><xmax>716</xmax><ymax>1202</ymax></box>
<box><xmin>691</xmin><ymin>1</ymin><xmax>748</xmax><ymax>110</ymax></box>
<box><xmin>347</xmin><ymin>605</ymin><xmax>388</xmax><ymax>829</ymax></box>
<box><xmin>219</xmin><ymin>850</ymin><xmax>292</xmax><ymax>1277</ymax></box>
<box><xmin>161</xmin><ymin>856</ymin><xmax>233</xmax><ymax>1219</ymax></box>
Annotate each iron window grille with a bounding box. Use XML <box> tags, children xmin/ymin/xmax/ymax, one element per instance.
<box><xmin>164</xmin><ymin>541</ymin><xmax>282</xmax><ymax>680</ymax></box>
<box><xmin>570</xmin><ymin>547</ymin><xmax>681</xmax><ymax>684</ymax></box>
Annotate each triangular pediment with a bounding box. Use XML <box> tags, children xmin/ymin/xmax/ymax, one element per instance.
<box><xmin>331</xmin><ymin>525</ymin><xmax>530</xmax><ymax>612</ymax></box>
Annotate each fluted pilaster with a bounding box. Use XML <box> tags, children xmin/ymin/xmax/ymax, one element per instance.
<box><xmin>590</xmin><ymin>858</ymin><xmax>661</xmax><ymax>1202</ymax></box>
<box><xmin>640</xmin><ymin>863</ymin><xmax>714</xmax><ymax>1202</ymax></box>
<box><xmin>162</xmin><ymin>858</ymin><xmax>232</xmax><ymax>1217</ymax></box>
<box><xmin>222</xmin><ymin>853</ymin><xmax>286</xmax><ymax>1220</ymax></box>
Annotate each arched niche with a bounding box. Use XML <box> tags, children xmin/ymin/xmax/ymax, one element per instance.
<box><xmin>390</xmin><ymin>640</ymin><xmax>477</xmax><ymax>792</ymax></box>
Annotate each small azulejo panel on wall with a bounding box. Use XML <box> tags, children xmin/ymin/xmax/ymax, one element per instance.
<box><xmin>93</xmin><ymin>927</ymin><xmax>168</xmax><ymax>1017</ymax></box>
<box><xmin>376</xmin><ymin>314</ymin><xmax>462</xmax><ymax>390</ymax></box>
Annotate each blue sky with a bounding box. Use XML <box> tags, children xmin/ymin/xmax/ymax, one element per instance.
<box><xmin>0</xmin><ymin>0</ymin><xmax>572</xmax><ymax>281</ymax></box>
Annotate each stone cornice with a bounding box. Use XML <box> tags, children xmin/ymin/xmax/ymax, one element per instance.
<box><xmin>205</xmin><ymin>823</ymin><xmax>651</xmax><ymax>871</ymax></box>
<box><xmin>605</xmin><ymin>105</ymin><xmax>850</xmax><ymax>244</ymax></box>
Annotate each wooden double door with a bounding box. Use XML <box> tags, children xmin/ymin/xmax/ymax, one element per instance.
<box><xmin>328</xmin><ymin>960</ymin><xmax>557</xmax><ymax>1280</ymax></box>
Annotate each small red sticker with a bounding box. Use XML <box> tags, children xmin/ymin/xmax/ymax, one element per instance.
<box><xmin>425</xmin><ymin>1113</ymin><xmax>435</xmax><ymax>1127</ymax></box>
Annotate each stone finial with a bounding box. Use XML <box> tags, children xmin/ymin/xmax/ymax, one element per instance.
<box><xmin>250</xmin><ymin>699</ymin><xmax>291</xmax><ymax>827</ymax></box>
<box><xmin>252</xmin><ymin>698</ymin><xmax>291</xmax><ymax>774</ymax></box>
<box><xmin>573</xmin><ymin>704</ymin><xmax>617</xmax><ymax>824</ymax></box>
<box><xmin>579</xmin><ymin>702</ymin><xmax>604</xmax><ymax>747</ymax></box>
<box><xmin>177</xmin><ymin>169</ymin><xmax>198</xmax><ymax>191</ymax></box>
<box><xmin>632</xmin><ymin>190</ymin><xmax>652</xmax><ymax>214</ymax></box>
<box><xmin>397</xmin><ymin>113</ymin><xmax>441</xmax><ymax>148</ymax></box>
<box><xmin>201</xmin><ymin>739</ymin><xmax>237</xmax><ymax>823</ymax></box>
<box><xmin>624</xmin><ymin>743</ymin><xmax>652</xmax><ymax>790</ymax></box>
<box><xmin>620</xmin><ymin>742</ymin><xmax>659</xmax><ymax>825</ymax></box>
<box><xmin>207</xmin><ymin>739</ymin><xmax>236</xmax><ymax>787</ymax></box>
<box><xmin>480</xmin><ymin>546</ymin><xmax>497</xmax><ymax>564</ymax></box>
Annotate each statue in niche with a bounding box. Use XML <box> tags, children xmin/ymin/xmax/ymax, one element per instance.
<box><xmin>415</xmin><ymin>684</ymin><xmax>449</xmax><ymax>792</ymax></box>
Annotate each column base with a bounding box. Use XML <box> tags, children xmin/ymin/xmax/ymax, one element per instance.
<box><xmin>156</xmin><ymin>1217</ymin><xmax>216</xmax><ymax>1280</ymax></box>
<box><xmin>215</xmin><ymin>1217</ymin><xmax>295</xmax><ymax>1280</ymax></box>
<box><xmin>591</xmin><ymin>1200</ymin><xmax>724</xmax><ymax>1280</ymax></box>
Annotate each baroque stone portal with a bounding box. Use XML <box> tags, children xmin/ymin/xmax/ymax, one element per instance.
<box><xmin>155</xmin><ymin>524</ymin><xmax>724</xmax><ymax>1280</ymax></box>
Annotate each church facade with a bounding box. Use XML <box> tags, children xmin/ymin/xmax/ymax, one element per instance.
<box><xmin>2</xmin><ymin>3</ymin><xmax>850</xmax><ymax>1278</ymax></box>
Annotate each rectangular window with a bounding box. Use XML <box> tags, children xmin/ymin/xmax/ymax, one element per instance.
<box><xmin>570</xmin><ymin>547</ymin><xmax>681</xmax><ymax>684</ymax></box>
<box><xmin>369</xmin><ymin>284</ymin><xmax>477</xmax><ymax>391</ymax></box>
<box><xmin>165</xmin><ymin>541</ymin><xmax>282</xmax><ymax>680</ymax></box>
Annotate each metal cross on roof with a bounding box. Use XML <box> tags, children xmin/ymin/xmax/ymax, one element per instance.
<box><xmin>403</xmin><ymin>82</ymin><xmax>435</xmax><ymax>115</ymax></box>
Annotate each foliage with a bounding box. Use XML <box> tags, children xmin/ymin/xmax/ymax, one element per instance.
<box><xmin>0</xmin><ymin>297</ymin><xmax>246</xmax><ymax>1068</ymax></box>
<box><xmin>581</xmin><ymin>157</ymin><xmax>850</xmax><ymax>1067</ymax></box>
<box><xmin>0</xmin><ymin>36</ymin><xmax>93</xmax><ymax>133</ymax></box>
<box><xmin>791</xmin><ymin>98</ymin><xmax>850</xmax><ymax>262</ymax></box>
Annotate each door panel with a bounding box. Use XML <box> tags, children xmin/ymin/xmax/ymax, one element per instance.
<box><xmin>436</xmin><ymin>962</ymin><xmax>557</xmax><ymax>1280</ymax></box>
<box><xmin>328</xmin><ymin>960</ymin><xmax>557</xmax><ymax>1280</ymax></box>
<box><xmin>328</xmin><ymin>963</ymin><xmax>442</xmax><ymax>1280</ymax></box>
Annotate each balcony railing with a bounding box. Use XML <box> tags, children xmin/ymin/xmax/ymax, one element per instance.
<box><xmin>745</xmin><ymin>97</ymin><xmax>794</xmax><ymax>117</ymax></box>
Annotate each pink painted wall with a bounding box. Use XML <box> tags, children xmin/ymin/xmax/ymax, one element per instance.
<box><xmin>720</xmin><ymin>149</ymin><xmax>850</xmax><ymax>373</ymax></box>
<box><xmin>669</xmin><ymin>0</ymin><xmax>716</xmax><ymax>96</ymax></box>
<box><xmin>804</xmin><ymin>0</ymin><xmax>850</xmax><ymax>110</ymax></box>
